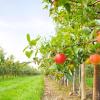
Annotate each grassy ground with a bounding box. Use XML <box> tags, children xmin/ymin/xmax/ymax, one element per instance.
<box><xmin>0</xmin><ymin>75</ymin><xmax>44</xmax><ymax>100</ymax></box>
<box><xmin>86</xmin><ymin>77</ymin><xmax>93</xmax><ymax>88</ymax></box>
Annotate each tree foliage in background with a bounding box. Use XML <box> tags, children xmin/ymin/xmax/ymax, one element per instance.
<box><xmin>0</xmin><ymin>47</ymin><xmax>39</xmax><ymax>79</ymax></box>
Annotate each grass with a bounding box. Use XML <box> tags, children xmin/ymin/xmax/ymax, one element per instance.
<box><xmin>0</xmin><ymin>75</ymin><xmax>44</xmax><ymax>100</ymax></box>
<box><xmin>86</xmin><ymin>77</ymin><xmax>93</xmax><ymax>88</ymax></box>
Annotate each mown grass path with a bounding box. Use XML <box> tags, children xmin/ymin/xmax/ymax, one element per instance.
<box><xmin>0</xmin><ymin>75</ymin><xmax>44</xmax><ymax>100</ymax></box>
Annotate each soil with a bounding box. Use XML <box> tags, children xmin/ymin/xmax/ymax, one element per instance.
<box><xmin>42</xmin><ymin>77</ymin><xmax>81</xmax><ymax>100</ymax></box>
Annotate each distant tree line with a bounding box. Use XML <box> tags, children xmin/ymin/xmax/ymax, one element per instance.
<box><xmin>0</xmin><ymin>47</ymin><xmax>39</xmax><ymax>78</ymax></box>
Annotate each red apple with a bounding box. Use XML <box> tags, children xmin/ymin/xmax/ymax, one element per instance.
<box><xmin>96</xmin><ymin>35</ymin><xmax>100</xmax><ymax>43</ymax></box>
<box><xmin>54</xmin><ymin>53</ymin><xmax>67</xmax><ymax>64</ymax></box>
<box><xmin>89</xmin><ymin>54</ymin><xmax>100</xmax><ymax>65</ymax></box>
<box><xmin>96</xmin><ymin>30</ymin><xmax>100</xmax><ymax>36</ymax></box>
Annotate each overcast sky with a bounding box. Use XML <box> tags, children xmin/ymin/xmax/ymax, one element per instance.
<box><xmin>0</xmin><ymin>0</ymin><xmax>55</xmax><ymax>62</ymax></box>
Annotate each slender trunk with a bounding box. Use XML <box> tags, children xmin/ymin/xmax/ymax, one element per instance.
<box><xmin>79</xmin><ymin>65</ymin><xmax>81</xmax><ymax>96</ymax></box>
<box><xmin>73</xmin><ymin>69</ymin><xmax>76</xmax><ymax>93</ymax></box>
<box><xmin>67</xmin><ymin>79</ymin><xmax>69</xmax><ymax>86</ymax></box>
<box><xmin>61</xmin><ymin>76</ymin><xmax>64</xmax><ymax>85</ymax></box>
<box><xmin>65</xmin><ymin>78</ymin><xmax>68</xmax><ymax>87</ymax></box>
<box><xmin>93</xmin><ymin>65</ymin><xmax>100</xmax><ymax>100</ymax></box>
<box><xmin>63</xmin><ymin>76</ymin><xmax>66</xmax><ymax>86</ymax></box>
<box><xmin>64</xmin><ymin>76</ymin><xmax>68</xmax><ymax>87</ymax></box>
<box><xmin>81</xmin><ymin>63</ymin><xmax>86</xmax><ymax>100</ymax></box>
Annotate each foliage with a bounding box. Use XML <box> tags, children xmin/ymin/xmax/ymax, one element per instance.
<box><xmin>0</xmin><ymin>47</ymin><xmax>39</xmax><ymax>78</ymax></box>
<box><xmin>86</xmin><ymin>77</ymin><xmax>93</xmax><ymax>88</ymax></box>
<box><xmin>24</xmin><ymin>0</ymin><xmax>100</xmax><ymax>81</ymax></box>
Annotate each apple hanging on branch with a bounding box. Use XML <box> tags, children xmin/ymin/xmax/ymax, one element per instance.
<box><xmin>96</xmin><ymin>35</ymin><xmax>100</xmax><ymax>43</ymax></box>
<box><xmin>89</xmin><ymin>54</ymin><xmax>100</xmax><ymax>65</ymax></box>
<box><xmin>54</xmin><ymin>53</ymin><xmax>67</xmax><ymax>64</ymax></box>
<box><xmin>96</xmin><ymin>30</ymin><xmax>100</xmax><ymax>36</ymax></box>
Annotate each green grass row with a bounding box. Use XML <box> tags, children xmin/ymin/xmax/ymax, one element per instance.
<box><xmin>0</xmin><ymin>75</ymin><xmax>93</xmax><ymax>100</ymax></box>
<box><xmin>86</xmin><ymin>77</ymin><xmax>93</xmax><ymax>88</ymax></box>
<box><xmin>0</xmin><ymin>75</ymin><xmax>44</xmax><ymax>100</ymax></box>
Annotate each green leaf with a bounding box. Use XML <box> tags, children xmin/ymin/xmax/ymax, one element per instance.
<box><xmin>26</xmin><ymin>33</ymin><xmax>31</xmax><ymax>42</ymax></box>
<box><xmin>94</xmin><ymin>43</ymin><xmax>100</xmax><ymax>49</ymax></box>
<box><xmin>36</xmin><ymin>37</ymin><xmax>40</xmax><ymax>41</ymax></box>
<box><xmin>59</xmin><ymin>0</ymin><xmax>68</xmax><ymax>6</ymax></box>
<box><xmin>25</xmin><ymin>50</ymin><xmax>33</xmax><ymax>58</ymax></box>
<box><xmin>82</xmin><ymin>27</ymin><xmax>91</xmax><ymax>34</ymax></box>
<box><xmin>64</xmin><ymin>3</ymin><xmax>71</xmax><ymax>13</ymax></box>
<box><xmin>43</xmin><ymin>5</ymin><xmax>48</xmax><ymax>9</ymax></box>
<box><xmin>29</xmin><ymin>37</ymin><xmax>40</xmax><ymax>46</ymax></box>
<box><xmin>42</xmin><ymin>0</ymin><xmax>50</xmax><ymax>3</ymax></box>
<box><xmin>35</xmin><ymin>50</ymin><xmax>38</xmax><ymax>57</ymax></box>
<box><xmin>30</xmin><ymin>40</ymin><xmax>37</xmax><ymax>46</ymax></box>
<box><xmin>23</xmin><ymin>45</ymin><xmax>29</xmax><ymax>52</ymax></box>
<box><xmin>95</xmin><ymin>20</ymin><xmax>100</xmax><ymax>25</ymax></box>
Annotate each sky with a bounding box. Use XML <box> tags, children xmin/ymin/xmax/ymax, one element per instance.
<box><xmin>0</xmin><ymin>0</ymin><xmax>55</xmax><ymax>62</ymax></box>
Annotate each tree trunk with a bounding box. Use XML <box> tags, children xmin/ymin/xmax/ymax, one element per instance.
<box><xmin>73</xmin><ymin>69</ymin><xmax>76</xmax><ymax>93</ymax></box>
<box><xmin>93</xmin><ymin>65</ymin><xmax>100</xmax><ymax>100</ymax></box>
<box><xmin>79</xmin><ymin>65</ymin><xmax>81</xmax><ymax>96</ymax></box>
<box><xmin>63</xmin><ymin>76</ymin><xmax>66</xmax><ymax>86</ymax></box>
<box><xmin>65</xmin><ymin>78</ymin><xmax>68</xmax><ymax>87</ymax></box>
<box><xmin>73</xmin><ymin>71</ymin><xmax>75</xmax><ymax>92</ymax></box>
<box><xmin>62</xmin><ymin>76</ymin><xmax>64</xmax><ymax>85</ymax></box>
<box><xmin>81</xmin><ymin>63</ymin><xmax>86</xmax><ymax>100</ymax></box>
<box><xmin>64</xmin><ymin>76</ymin><xmax>68</xmax><ymax>87</ymax></box>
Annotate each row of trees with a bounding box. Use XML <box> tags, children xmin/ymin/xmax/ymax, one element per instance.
<box><xmin>0</xmin><ymin>47</ymin><xmax>39</xmax><ymax>78</ymax></box>
<box><xmin>24</xmin><ymin>0</ymin><xmax>100</xmax><ymax>100</ymax></box>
